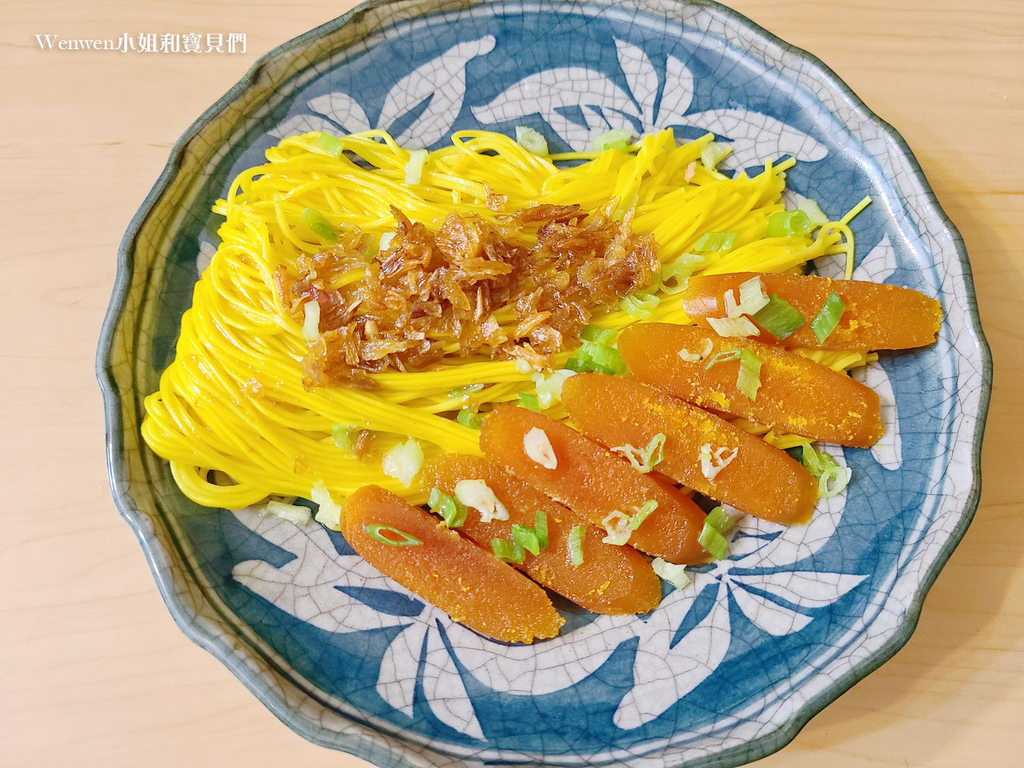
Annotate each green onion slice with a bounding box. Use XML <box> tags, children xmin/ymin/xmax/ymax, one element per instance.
<box><xmin>534</xmin><ymin>510</ymin><xmax>549</xmax><ymax>551</ymax></box>
<box><xmin>517</xmin><ymin>392</ymin><xmax>541</xmax><ymax>411</ymax></box>
<box><xmin>450</xmin><ymin>383</ymin><xmax>485</xmax><ymax>399</ymax></box>
<box><xmin>798</xmin><ymin>198</ymin><xmax>829</xmax><ymax>227</ymax></box>
<box><xmin>736</xmin><ymin>348</ymin><xmax>762</xmax><ymax>400</ymax></box>
<box><xmin>698</xmin><ymin>522</ymin><xmax>729</xmax><ymax>560</ymax></box>
<box><xmin>491</xmin><ymin>538</ymin><xmax>526</xmax><ymax>564</ymax></box>
<box><xmin>593</xmin><ymin>128</ymin><xmax>633</xmax><ymax>153</ymax></box>
<box><xmin>765</xmin><ymin>209</ymin><xmax>812</xmax><ymax>238</ymax></box>
<box><xmin>694</xmin><ymin>231</ymin><xmax>738</xmax><ymax>252</ymax></box>
<box><xmin>657</xmin><ymin>253</ymin><xmax>707</xmax><ymax>294</ymax></box>
<box><xmin>314</xmin><ymin>133</ymin><xmax>345</xmax><ymax>158</ymax></box>
<box><xmin>809</xmin><ymin>290</ymin><xmax>846</xmax><ymax>344</ymax></box>
<box><xmin>515</xmin><ymin>126</ymin><xmax>549</xmax><ymax>156</ymax></box>
<box><xmin>580</xmin><ymin>325</ymin><xmax>618</xmax><ymax>345</ymax></box>
<box><xmin>568</xmin><ymin>525</ymin><xmax>586</xmax><ymax>566</ymax></box>
<box><xmin>704</xmin><ymin>505</ymin><xmax>736</xmax><ymax>534</ymax></box>
<box><xmin>456</xmin><ymin>408</ymin><xmax>483</xmax><ymax>429</ymax></box>
<box><xmin>363</xmin><ymin>523</ymin><xmax>423</xmax><ymax>547</ymax></box>
<box><xmin>568</xmin><ymin>340</ymin><xmax>627</xmax><ymax>376</ymax></box>
<box><xmin>301</xmin><ymin>206</ymin><xmax>337</xmax><ymax>243</ymax></box>
<box><xmin>700</xmin><ymin>141</ymin><xmax>731</xmax><ymax>171</ymax></box>
<box><xmin>428</xmin><ymin>487</ymin><xmax>468</xmax><ymax>529</ymax></box>
<box><xmin>801</xmin><ymin>444</ymin><xmax>852</xmax><ymax>497</ymax></box>
<box><xmin>652</xmin><ymin>557</ymin><xmax>691</xmax><ymax>590</ymax></box>
<box><xmin>753</xmin><ymin>294</ymin><xmax>806</xmax><ymax>340</ymax></box>
<box><xmin>511</xmin><ymin>524</ymin><xmax>542</xmax><ymax>556</ymax></box>
<box><xmin>704</xmin><ymin>349</ymin><xmax>741</xmax><ymax>370</ymax></box>
<box><xmin>332</xmin><ymin>424</ymin><xmax>358</xmax><ymax>451</ymax></box>
<box><xmin>613</xmin><ymin>433</ymin><xmax>667</xmax><ymax>474</ymax></box>
<box><xmin>629</xmin><ymin>499</ymin><xmax>658</xmax><ymax>531</ymax></box>
<box><xmin>404</xmin><ymin>148</ymin><xmax>428</xmax><ymax>185</ymax></box>
<box><xmin>619</xmin><ymin>292</ymin><xmax>660</xmax><ymax>320</ymax></box>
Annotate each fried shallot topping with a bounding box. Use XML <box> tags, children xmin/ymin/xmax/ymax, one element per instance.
<box><xmin>279</xmin><ymin>204</ymin><xmax>658</xmax><ymax>388</ymax></box>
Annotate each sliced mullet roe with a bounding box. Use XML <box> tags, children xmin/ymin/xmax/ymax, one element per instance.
<box><xmin>562</xmin><ymin>374</ymin><xmax>818</xmax><ymax>524</ymax></box>
<box><xmin>617</xmin><ymin>323</ymin><xmax>883</xmax><ymax>448</ymax></box>
<box><xmin>339</xmin><ymin>485</ymin><xmax>563</xmax><ymax>643</ymax></box>
<box><xmin>479</xmin><ymin>406</ymin><xmax>709</xmax><ymax>564</ymax></box>
<box><xmin>423</xmin><ymin>454</ymin><xmax>661</xmax><ymax>615</ymax></box>
<box><xmin>679</xmin><ymin>273</ymin><xmax>942</xmax><ymax>350</ymax></box>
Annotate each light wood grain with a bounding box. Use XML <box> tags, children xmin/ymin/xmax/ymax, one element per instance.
<box><xmin>1</xmin><ymin>1</ymin><xmax>1020</xmax><ymax>766</ymax></box>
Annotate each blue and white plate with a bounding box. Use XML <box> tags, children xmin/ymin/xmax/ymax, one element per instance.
<box><xmin>98</xmin><ymin>1</ymin><xmax>992</xmax><ymax>765</ymax></box>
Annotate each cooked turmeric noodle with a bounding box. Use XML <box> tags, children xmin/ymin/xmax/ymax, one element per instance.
<box><xmin>142</xmin><ymin>128</ymin><xmax>868</xmax><ymax>511</ymax></box>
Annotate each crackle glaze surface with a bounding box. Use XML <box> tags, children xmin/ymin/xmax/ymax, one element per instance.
<box><xmin>98</xmin><ymin>1</ymin><xmax>991</xmax><ymax>766</ymax></box>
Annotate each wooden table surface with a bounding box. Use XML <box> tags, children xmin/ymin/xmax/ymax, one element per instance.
<box><xmin>3</xmin><ymin>0</ymin><xmax>1021</xmax><ymax>765</ymax></box>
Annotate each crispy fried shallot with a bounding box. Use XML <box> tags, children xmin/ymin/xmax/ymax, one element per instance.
<box><xmin>280</xmin><ymin>204</ymin><xmax>658</xmax><ymax>388</ymax></box>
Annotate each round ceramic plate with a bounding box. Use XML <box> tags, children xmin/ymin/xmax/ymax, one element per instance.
<box><xmin>98</xmin><ymin>1</ymin><xmax>991</xmax><ymax>766</ymax></box>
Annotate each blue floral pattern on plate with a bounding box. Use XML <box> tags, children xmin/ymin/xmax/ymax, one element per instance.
<box><xmin>98</xmin><ymin>1</ymin><xmax>991</xmax><ymax>766</ymax></box>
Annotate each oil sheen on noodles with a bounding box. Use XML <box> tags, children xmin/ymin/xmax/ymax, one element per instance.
<box><xmin>141</xmin><ymin>129</ymin><xmax>866</xmax><ymax>512</ymax></box>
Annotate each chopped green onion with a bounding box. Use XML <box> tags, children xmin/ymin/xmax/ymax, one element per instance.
<box><xmin>456</xmin><ymin>408</ymin><xmax>483</xmax><ymax>429</ymax></box>
<box><xmin>514</xmin><ymin>126</ymin><xmax>549</xmax><ymax>156</ymax></box>
<box><xmin>801</xmin><ymin>444</ymin><xmax>852</xmax><ymax>497</ymax></box>
<box><xmin>378</xmin><ymin>232</ymin><xmax>395</xmax><ymax>251</ymax></box>
<box><xmin>454</xmin><ymin>479</ymin><xmax>508</xmax><ymax>523</ymax></box>
<box><xmin>524</xmin><ymin>427</ymin><xmax>558</xmax><ymax>469</ymax></box>
<box><xmin>612</xmin><ymin>433</ymin><xmax>666</xmax><ymax>474</ymax></box>
<box><xmin>381</xmin><ymin>438</ymin><xmax>423</xmax><ymax>487</ymax></box>
<box><xmin>601</xmin><ymin>511</ymin><xmax>632</xmax><ymax>546</ymax></box>
<box><xmin>301</xmin><ymin>207</ymin><xmax>337</xmax><ymax>243</ymax></box>
<box><xmin>428</xmin><ymin>487</ymin><xmax>468</xmax><ymax>529</ymax></box>
<box><xmin>511</xmin><ymin>524</ymin><xmax>541</xmax><ymax>556</ymax></box>
<box><xmin>699</xmin><ymin>443</ymin><xmax>739</xmax><ymax>482</ymax></box>
<box><xmin>704</xmin><ymin>505</ymin><xmax>735</xmax><ymax>534</ymax></box>
<box><xmin>404</xmin><ymin>148</ymin><xmax>428</xmax><ymax>185</ymax></box>
<box><xmin>262</xmin><ymin>499</ymin><xmax>313</xmax><ymax>526</ymax></box>
<box><xmin>765</xmin><ymin>209</ymin><xmax>812</xmax><ymax>238</ymax></box>
<box><xmin>657</xmin><ymin>253</ymin><xmax>707</xmax><ymax>294</ymax></box>
<box><xmin>302</xmin><ymin>300</ymin><xmax>321</xmax><ymax>341</ymax></box>
<box><xmin>580</xmin><ymin>325</ymin><xmax>618</xmax><ymax>344</ymax></box>
<box><xmin>332</xmin><ymin>424</ymin><xmax>358</xmax><ymax>451</ymax></box>
<box><xmin>515</xmin><ymin>358</ymin><xmax>533</xmax><ymax>374</ymax></box>
<box><xmin>491</xmin><ymin>538</ymin><xmax>525</xmax><ymax>564</ymax></box>
<box><xmin>809</xmin><ymin>291</ymin><xmax>846</xmax><ymax>344</ymax></box>
<box><xmin>314</xmin><ymin>133</ymin><xmax>345</xmax><ymax>158</ymax></box>
<box><xmin>736</xmin><ymin>349</ymin><xmax>762</xmax><ymax>400</ymax></box>
<box><xmin>706</xmin><ymin>315</ymin><xmax>760</xmax><ymax>338</ymax></box>
<box><xmin>450</xmin><ymin>383</ymin><xmax>485</xmax><ymax>399</ymax></box>
<box><xmin>694</xmin><ymin>231</ymin><xmax>738</xmax><ymax>252</ymax></box>
<box><xmin>652</xmin><ymin>558</ymin><xmax>691</xmax><ymax>590</ymax></box>
<box><xmin>364</xmin><ymin>523</ymin><xmax>423</xmax><ymax>547</ymax></box>
<box><xmin>532</xmin><ymin>369</ymin><xmax>576</xmax><ymax>408</ymax></box>
<box><xmin>704</xmin><ymin>349</ymin><xmax>741</xmax><ymax>370</ymax></box>
<box><xmin>534</xmin><ymin>511</ymin><xmax>549</xmax><ymax>551</ymax></box>
<box><xmin>583</xmin><ymin>341</ymin><xmax>628</xmax><ymax>374</ymax></box>
<box><xmin>517</xmin><ymin>392</ymin><xmax>541</xmax><ymax>411</ymax></box>
<box><xmin>568</xmin><ymin>525</ymin><xmax>586</xmax><ymax>567</ymax></box>
<box><xmin>593</xmin><ymin>128</ymin><xmax>633</xmax><ymax>153</ymax></box>
<box><xmin>739</xmin><ymin>276</ymin><xmax>770</xmax><ymax>314</ymax></box>
<box><xmin>629</xmin><ymin>499</ymin><xmax>658</xmax><ymax>530</ymax></box>
<box><xmin>753</xmin><ymin>294</ymin><xmax>806</xmax><ymax>340</ymax></box>
<box><xmin>700</xmin><ymin>141</ymin><xmax>731</xmax><ymax>171</ymax></box>
<box><xmin>572</xmin><ymin>340</ymin><xmax>627</xmax><ymax>376</ymax></box>
<box><xmin>310</xmin><ymin>481</ymin><xmax>342</xmax><ymax>530</ymax></box>
<box><xmin>619</xmin><ymin>292</ymin><xmax>660</xmax><ymax>320</ymax></box>
<box><xmin>698</xmin><ymin>522</ymin><xmax>730</xmax><ymax>560</ymax></box>
<box><xmin>798</xmin><ymin>198</ymin><xmax>829</xmax><ymax>227</ymax></box>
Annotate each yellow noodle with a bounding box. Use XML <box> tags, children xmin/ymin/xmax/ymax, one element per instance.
<box><xmin>142</xmin><ymin>129</ymin><xmax>858</xmax><ymax>510</ymax></box>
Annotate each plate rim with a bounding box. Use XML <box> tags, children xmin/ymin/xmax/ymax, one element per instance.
<box><xmin>96</xmin><ymin>0</ymin><xmax>993</xmax><ymax>765</ymax></box>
